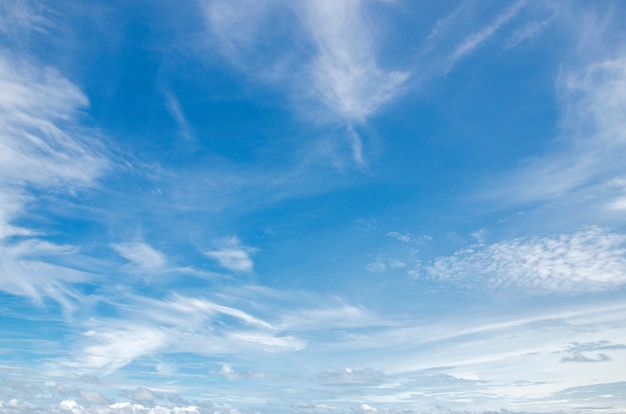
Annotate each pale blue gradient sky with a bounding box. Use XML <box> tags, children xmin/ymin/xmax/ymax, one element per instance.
<box><xmin>1</xmin><ymin>1</ymin><xmax>626</xmax><ymax>413</ymax></box>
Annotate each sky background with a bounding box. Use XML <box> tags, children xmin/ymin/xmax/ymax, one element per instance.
<box><xmin>1</xmin><ymin>0</ymin><xmax>626</xmax><ymax>413</ymax></box>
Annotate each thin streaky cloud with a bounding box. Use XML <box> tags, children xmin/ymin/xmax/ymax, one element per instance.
<box><xmin>504</xmin><ymin>13</ymin><xmax>556</xmax><ymax>49</ymax></box>
<box><xmin>444</xmin><ymin>1</ymin><xmax>525</xmax><ymax>74</ymax></box>
<box><xmin>163</xmin><ymin>91</ymin><xmax>194</xmax><ymax>141</ymax></box>
<box><xmin>426</xmin><ymin>3</ymin><xmax>466</xmax><ymax>41</ymax></box>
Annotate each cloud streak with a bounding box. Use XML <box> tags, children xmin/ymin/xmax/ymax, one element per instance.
<box><xmin>444</xmin><ymin>1</ymin><xmax>524</xmax><ymax>73</ymax></box>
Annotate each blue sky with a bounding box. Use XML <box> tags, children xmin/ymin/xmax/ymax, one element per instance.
<box><xmin>1</xmin><ymin>0</ymin><xmax>626</xmax><ymax>413</ymax></box>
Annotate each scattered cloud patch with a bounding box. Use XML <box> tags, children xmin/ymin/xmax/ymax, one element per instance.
<box><xmin>386</xmin><ymin>232</ymin><xmax>412</xmax><ymax>243</ymax></box>
<box><xmin>423</xmin><ymin>227</ymin><xmax>626</xmax><ymax>294</ymax></box>
<box><xmin>365</xmin><ymin>256</ymin><xmax>406</xmax><ymax>273</ymax></box>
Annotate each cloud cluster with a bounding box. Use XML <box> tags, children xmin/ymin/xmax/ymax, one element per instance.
<box><xmin>423</xmin><ymin>227</ymin><xmax>626</xmax><ymax>293</ymax></box>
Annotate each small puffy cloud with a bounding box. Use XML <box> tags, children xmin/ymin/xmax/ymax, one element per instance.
<box><xmin>424</xmin><ymin>227</ymin><xmax>626</xmax><ymax>294</ymax></box>
<box><xmin>365</xmin><ymin>257</ymin><xmax>386</xmax><ymax>273</ymax></box>
<box><xmin>217</xmin><ymin>363</ymin><xmax>264</xmax><ymax>381</ymax></box>
<box><xmin>204</xmin><ymin>237</ymin><xmax>255</xmax><ymax>272</ymax></box>
<box><xmin>59</xmin><ymin>399</ymin><xmax>83</xmax><ymax>413</ymax></box>
<box><xmin>354</xmin><ymin>404</ymin><xmax>377</xmax><ymax>413</ymax></box>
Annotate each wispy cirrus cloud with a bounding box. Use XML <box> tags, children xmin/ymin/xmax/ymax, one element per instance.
<box><xmin>504</xmin><ymin>13</ymin><xmax>556</xmax><ymax>49</ymax></box>
<box><xmin>482</xmin><ymin>43</ymin><xmax>626</xmax><ymax>217</ymax></box>
<box><xmin>443</xmin><ymin>1</ymin><xmax>525</xmax><ymax>74</ymax></box>
<box><xmin>201</xmin><ymin>0</ymin><xmax>409</xmax><ymax>164</ymax></box>
<box><xmin>0</xmin><ymin>0</ymin><xmax>51</xmax><ymax>38</ymax></box>
<box><xmin>0</xmin><ymin>50</ymin><xmax>108</xmax><ymax>306</ymax></box>
<box><xmin>301</xmin><ymin>0</ymin><xmax>409</xmax><ymax>123</ymax></box>
<box><xmin>69</xmin><ymin>293</ymin><xmax>303</xmax><ymax>374</ymax></box>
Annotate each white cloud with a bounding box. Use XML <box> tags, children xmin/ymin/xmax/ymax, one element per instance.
<box><xmin>77</xmin><ymin>324</ymin><xmax>167</xmax><ymax>373</ymax></box>
<box><xmin>444</xmin><ymin>1</ymin><xmax>524</xmax><ymax>73</ymax></box>
<box><xmin>0</xmin><ymin>238</ymin><xmax>91</xmax><ymax>308</ymax></box>
<box><xmin>163</xmin><ymin>91</ymin><xmax>194</xmax><ymax>142</ymax></box>
<box><xmin>365</xmin><ymin>256</ymin><xmax>406</xmax><ymax>273</ymax></box>
<box><xmin>201</xmin><ymin>0</ymin><xmax>409</xmax><ymax>163</ymax></box>
<box><xmin>70</xmin><ymin>293</ymin><xmax>303</xmax><ymax>374</ymax></box>
<box><xmin>0</xmin><ymin>50</ymin><xmax>107</xmax><ymax>305</ymax></box>
<box><xmin>217</xmin><ymin>363</ymin><xmax>264</xmax><ymax>381</ymax></box>
<box><xmin>365</xmin><ymin>257</ymin><xmax>386</xmax><ymax>273</ymax></box>
<box><xmin>484</xmin><ymin>53</ymin><xmax>626</xmax><ymax>211</ymax></box>
<box><xmin>504</xmin><ymin>13</ymin><xmax>555</xmax><ymax>49</ymax></box>
<box><xmin>111</xmin><ymin>243</ymin><xmax>167</xmax><ymax>273</ymax></box>
<box><xmin>204</xmin><ymin>237</ymin><xmax>255</xmax><ymax>272</ymax></box>
<box><xmin>423</xmin><ymin>227</ymin><xmax>626</xmax><ymax>294</ymax></box>
<box><xmin>0</xmin><ymin>53</ymin><xmax>105</xmax><ymax>190</ymax></box>
<box><xmin>302</xmin><ymin>0</ymin><xmax>409</xmax><ymax>122</ymax></box>
<box><xmin>426</xmin><ymin>4</ymin><xmax>466</xmax><ymax>41</ymax></box>
<box><xmin>385</xmin><ymin>232</ymin><xmax>411</xmax><ymax>243</ymax></box>
<box><xmin>0</xmin><ymin>0</ymin><xmax>51</xmax><ymax>38</ymax></box>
